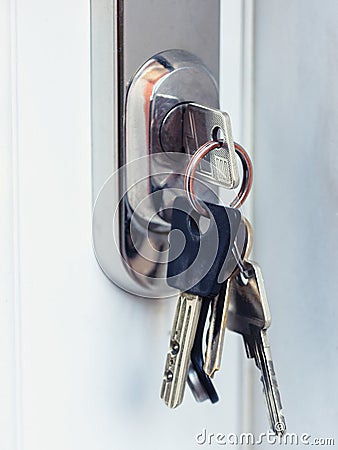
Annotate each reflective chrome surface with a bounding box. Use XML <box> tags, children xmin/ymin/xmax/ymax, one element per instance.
<box><xmin>92</xmin><ymin>50</ymin><xmax>224</xmax><ymax>296</ymax></box>
<box><xmin>90</xmin><ymin>0</ymin><xmax>220</xmax><ymax>202</ymax></box>
<box><xmin>125</xmin><ymin>50</ymin><xmax>220</xmax><ymax>229</ymax></box>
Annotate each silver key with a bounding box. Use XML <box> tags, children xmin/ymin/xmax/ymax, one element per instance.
<box><xmin>204</xmin><ymin>281</ymin><xmax>230</xmax><ymax>378</ymax></box>
<box><xmin>160</xmin><ymin>102</ymin><xmax>239</xmax><ymax>189</ymax></box>
<box><xmin>204</xmin><ymin>218</ymin><xmax>253</xmax><ymax>377</ymax></box>
<box><xmin>184</xmin><ymin>104</ymin><xmax>239</xmax><ymax>189</ymax></box>
<box><xmin>160</xmin><ymin>292</ymin><xmax>202</xmax><ymax>408</ymax></box>
<box><xmin>227</xmin><ymin>261</ymin><xmax>286</xmax><ymax>436</ymax></box>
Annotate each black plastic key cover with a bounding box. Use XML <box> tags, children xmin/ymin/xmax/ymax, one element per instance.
<box><xmin>167</xmin><ymin>196</ymin><xmax>241</xmax><ymax>296</ymax></box>
<box><xmin>190</xmin><ymin>297</ymin><xmax>219</xmax><ymax>403</ymax></box>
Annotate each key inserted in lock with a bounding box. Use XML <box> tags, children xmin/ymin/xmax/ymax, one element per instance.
<box><xmin>161</xmin><ymin>103</ymin><xmax>238</xmax><ymax>189</ymax></box>
<box><xmin>92</xmin><ymin>50</ymin><xmax>239</xmax><ymax>297</ymax></box>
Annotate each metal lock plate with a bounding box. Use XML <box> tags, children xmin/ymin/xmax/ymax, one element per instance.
<box><xmin>91</xmin><ymin>2</ymin><xmax>237</xmax><ymax>297</ymax></box>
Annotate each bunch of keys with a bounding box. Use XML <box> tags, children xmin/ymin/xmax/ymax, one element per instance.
<box><xmin>160</xmin><ymin>138</ymin><xmax>286</xmax><ymax>436</ymax></box>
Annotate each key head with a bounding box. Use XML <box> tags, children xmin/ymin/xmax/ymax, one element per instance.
<box><xmin>167</xmin><ymin>196</ymin><xmax>241</xmax><ymax>297</ymax></box>
<box><xmin>227</xmin><ymin>261</ymin><xmax>271</xmax><ymax>336</ymax></box>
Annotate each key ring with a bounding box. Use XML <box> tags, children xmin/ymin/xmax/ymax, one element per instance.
<box><xmin>184</xmin><ymin>140</ymin><xmax>253</xmax><ymax>216</ymax></box>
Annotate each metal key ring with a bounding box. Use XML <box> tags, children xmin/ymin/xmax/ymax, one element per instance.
<box><xmin>184</xmin><ymin>140</ymin><xmax>253</xmax><ymax>216</ymax></box>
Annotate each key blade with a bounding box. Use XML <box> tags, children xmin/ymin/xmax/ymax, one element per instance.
<box><xmin>254</xmin><ymin>330</ymin><xmax>286</xmax><ymax>436</ymax></box>
<box><xmin>190</xmin><ymin>297</ymin><xmax>219</xmax><ymax>403</ymax></box>
<box><xmin>187</xmin><ymin>365</ymin><xmax>210</xmax><ymax>403</ymax></box>
<box><xmin>204</xmin><ymin>281</ymin><xmax>230</xmax><ymax>377</ymax></box>
<box><xmin>227</xmin><ymin>256</ymin><xmax>286</xmax><ymax>435</ymax></box>
<box><xmin>205</xmin><ymin>219</ymin><xmax>252</xmax><ymax>377</ymax></box>
<box><xmin>160</xmin><ymin>293</ymin><xmax>202</xmax><ymax>408</ymax></box>
<box><xmin>251</xmin><ymin>262</ymin><xmax>271</xmax><ymax>329</ymax></box>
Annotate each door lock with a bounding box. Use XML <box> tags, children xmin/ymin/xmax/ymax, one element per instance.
<box><xmin>92</xmin><ymin>50</ymin><xmax>239</xmax><ymax>296</ymax></box>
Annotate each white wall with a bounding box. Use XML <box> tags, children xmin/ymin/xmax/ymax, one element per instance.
<box><xmin>253</xmin><ymin>0</ymin><xmax>338</xmax><ymax>445</ymax></box>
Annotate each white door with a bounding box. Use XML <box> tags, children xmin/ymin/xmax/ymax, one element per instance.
<box><xmin>1</xmin><ymin>1</ymin><xmax>337</xmax><ymax>449</ymax></box>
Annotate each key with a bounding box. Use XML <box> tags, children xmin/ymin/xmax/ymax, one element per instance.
<box><xmin>227</xmin><ymin>256</ymin><xmax>286</xmax><ymax>435</ymax></box>
<box><xmin>160</xmin><ymin>103</ymin><xmax>239</xmax><ymax>189</ymax></box>
<box><xmin>160</xmin><ymin>292</ymin><xmax>202</xmax><ymax>408</ymax></box>
<box><xmin>204</xmin><ymin>218</ymin><xmax>253</xmax><ymax>377</ymax></box>
<box><xmin>160</xmin><ymin>196</ymin><xmax>241</xmax><ymax>408</ymax></box>
<box><xmin>188</xmin><ymin>297</ymin><xmax>218</xmax><ymax>403</ymax></box>
<box><xmin>184</xmin><ymin>104</ymin><xmax>238</xmax><ymax>189</ymax></box>
<box><xmin>166</xmin><ymin>196</ymin><xmax>241</xmax><ymax>297</ymax></box>
<box><xmin>204</xmin><ymin>280</ymin><xmax>229</xmax><ymax>378</ymax></box>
